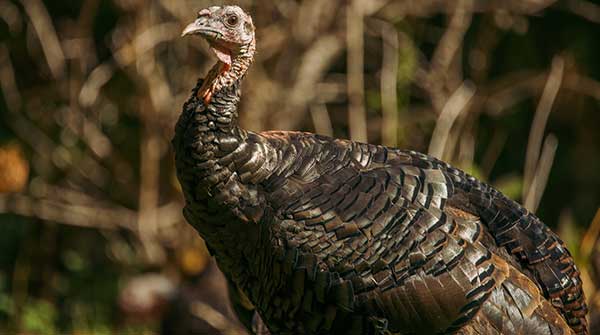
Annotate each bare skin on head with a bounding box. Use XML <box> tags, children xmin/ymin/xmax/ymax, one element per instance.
<box><xmin>182</xmin><ymin>6</ymin><xmax>256</xmax><ymax>104</ymax></box>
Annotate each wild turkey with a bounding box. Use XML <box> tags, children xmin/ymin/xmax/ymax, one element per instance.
<box><xmin>172</xmin><ymin>5</ymin><xmax>588</xmax><ymax>335</ymax></box>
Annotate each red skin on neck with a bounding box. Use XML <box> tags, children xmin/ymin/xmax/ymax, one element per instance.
<box><xmin>198</xmin><ymin>61</ymin><xmax>231</xmax><ymax>105</ymax></box>
<box><xmin>197</xmin><ymin>36</ymin><xmax>255</xmax><ymax>105</ymax></box>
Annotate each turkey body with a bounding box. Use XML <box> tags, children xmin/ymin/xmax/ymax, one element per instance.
<box><xmin>172</xmin><ymin>79</ymin><xmax>587</xmax><ymax>335</ymax></box>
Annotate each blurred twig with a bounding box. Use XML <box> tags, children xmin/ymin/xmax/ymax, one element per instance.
<box><xmin>275</xmin><ymin>34</ymin><xmax>344</xmax><ymax>130</ymax></box>
<box><xmin>0</xmin><ymin>194</ymin><xmax>137</xmax><ymax>230</ymax></box>
<box><xmin>426</xmin><ymin>0</ymin><xmax>473</xmax><ymax>111</ymax></box>
<box><xmin>79</xmin><ymin>62</ymin><xmax>116</xmax><ymax>108</ymax></box>
<box><xmin>347</xmin><ymin>0</ymin><xmax>367</xmax><ymax>142</ymax></box>
<box><xmin>428</xmin><ymin>82</ymin><xmax>476</xmax><ymax>159</ymax></box>
<box><xmin>0</xmin><ymin>44</ymin><xmax>22</xmax><ymax>112</ymax></box>
<box><xmin>310</xmin><ymin>104</ymin><xmax>333</xmax><ymax>137</ymax></box>
<box><xmin>524</xmin><ymin>134</ymin><xmax>558</xmax><ymax>213</ymax></box>
<box><xmin>582</xmin><ymin>208</ymin><xmax>600</xmax><ymax>260</ymax></box>
<box><xmin>190</xmin><ymin>301</ymin><xmax>248</xmax><ymax>335</ymax></box>
<box><xmin>0</xmin><ymin>1</ymin><xmax>22</xmax><ymax>33</ymax></box>
<box><xmin>0</xmin><ymin>193</ymin><xmax>182</xmax><ymax>232</ymax></box>
<box><xmin>2</xmin><ymin>39</ymin><xmax>114</xmax><ymax>191</ymax></box>
<box><xmin>380</xmin><ymin>0</ymin><xmax>557</xmax><ymax>18</ymax></box>
<box><xmin>564</xmin><ymin>71</ymin><xmax>600</xmax><ymax>101</ymax></box>
<box><xmin>565</xmin><ymin>0</ymin><xmax>600</xmax><ymax>24</ymax></box>
<box><xmin>138</xmin><ymin>106</ymin><xmax>165</xmax><ymax>262</ymax></box>
<box><xmin>21</xmin><ymin>0</ymin><xmax>66</xmax><ymax>79</ymax></box>
<box><xmin>480</xmin><ymin>129</ymin><xmax>508</xmax><ymax>179</ymax></box>
<box><xmin>523</xmin><ymin>56</ymin><xmax>564</xmax><ymax>207</ymax></box>
<box><xmin>380</xmin><ymin>22</ymin><xmax>399</xmax><ymax>147</ymax></box>
<box><xmin>457</xmin><ymin>121</ymin><xmax>476</xmax><ymax>169</ymax></box>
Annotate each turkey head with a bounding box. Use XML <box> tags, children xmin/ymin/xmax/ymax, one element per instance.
<box><xmin>182</xmin><ymin>6</ymin><xmax>255</xmax><ymax>104</ymax></box>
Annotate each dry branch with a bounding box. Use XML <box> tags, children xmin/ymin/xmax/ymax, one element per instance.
<box><xmin>190</xmin><ymin>301</ymin><xmax>248</xmax><ymax>335</ymax></box>
<box><xmin>426</xmin><ymin>0</ymin><xmax>474</xmax><ymax>111</ymax></box>
<box><xmin>0</xmin><ymin>194</ymin><xmax>137</xmax><ymax>230</ymax></box>
<box><xmin>524</xmin><ymin>134</ymin><xmax>558</xmax><ymax>213</ymax></box>
<box><xmin>276</xmin><ymin>34</ymin><xmax>344</xmax><ymax>130</ymax></box>
<box><xmin>347</xmin><ymin>0</ymin><xmax>367</xmax><ymax>142</ymax></box>
<box><xmin>565</xmin><ymin>0</ymin><xmax>600</xmax><ymax>24</ymax></box>
<box><xmin>380</xmin><ymin>22</ymin><xmax>399</xmax><ymax>147</ymax></box>
<box><xmin>581</xmin><ymin>208</ymin><xmax>600</xmax><ymax>260</ymax></box>
<box><xmin>428</xmin><ymin>82</ymin><xmax>476</xmax><ymax>160</ymax></box>
<box><xmin>523</xmin><ymin>57</ymin><xmax>564</xmax><ymax>206</ymax></box>
<box><xmin>310</xmin><ymin>104</ymin><xmax>333</xmax><ymax>137</ymax></box>
<box><xmin>21</xmin><ymin>0</ymin><xmax>66</xmax><ymax>79</ymax></box>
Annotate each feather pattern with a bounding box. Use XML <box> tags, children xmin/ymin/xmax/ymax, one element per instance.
<box><xmin>173</xmin><ymin>79</ymin><xmax>586</xmax><ymax>334</ymax></box>
<box><xmin>173</xmin><ymin>6</ymin><xmax>587</xmax><ymax>334</ymax></box>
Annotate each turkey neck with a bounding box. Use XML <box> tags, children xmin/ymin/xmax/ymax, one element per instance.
<box><xmin>174</xmin><ymin>43</ymin><xmax>277</xmax><ymax>285</ymax></box>
<box><xmin>199</xmin><ymin>39</ymin><xmax>255</xmax><ymax>102</ymax></box>
<box><xmin>178</xmin><ymin>39</ymin><xmax>256</xmax><ymax>183</ymax></box>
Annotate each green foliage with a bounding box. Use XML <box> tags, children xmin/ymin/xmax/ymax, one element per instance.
<box><xmin>22</xmin><ymin>300</ymin><xmax>57</xmax><ymax>335</ymax></box>
<box><xmin>494</xmin><ymin>174</ymin><xmax>524</xmax><ymax>202</ymax></box>
<box><xmin>0</xmin><ymin>292</ymin><xmax>14</xmax><ymax>318</ymax></box>
<box><xmin>62</xmin><ymin>250</ymin><xmax>88</xmax><ymax>273</ymax></box>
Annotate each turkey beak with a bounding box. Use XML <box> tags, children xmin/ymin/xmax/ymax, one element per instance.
<box><xmin>182</xmin><ymin>9</ymin><xmax>216</xmax><ymax>38</ymax></box>
<box><xmin>182</xmin><ymin>19</ymin><xmax>204</xmax><ymax>37</ymax></box>
<box><xmin>181</xmin><ymin>18</ymin><xmax>223</xmax><ymax>41</ymax></box>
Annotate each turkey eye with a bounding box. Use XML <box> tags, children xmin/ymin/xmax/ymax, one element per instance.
<box><xmin>225</xmin><ymin>14</ymin><xmax>239</xmax><ymax>27</ymax></box>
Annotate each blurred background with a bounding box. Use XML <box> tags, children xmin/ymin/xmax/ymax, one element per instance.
<box><xmin>0</xmin><ymin>0</ymin><xmax>599</xmax><ymax>334</ymax></box>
